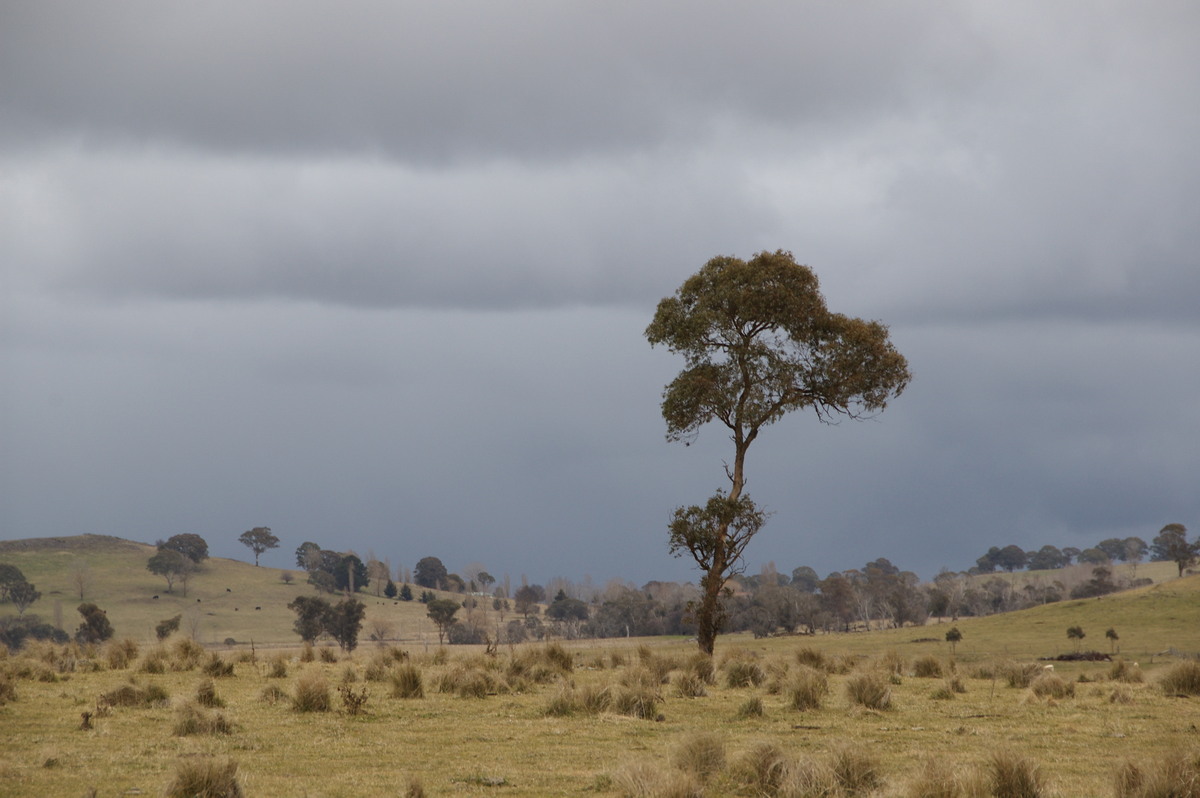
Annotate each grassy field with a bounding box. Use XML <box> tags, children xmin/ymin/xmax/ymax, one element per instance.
<box><xmin>0</xmin><ymin>535</ymin><xmax>465</xmax><ymax>647</ymax></box>
<box><xmin>3</xmin><ymin>537</ymin><xmax>1200</xmax><ymax>796</ymax></box>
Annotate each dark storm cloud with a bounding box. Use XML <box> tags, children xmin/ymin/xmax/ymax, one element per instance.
<box><xmin>2</xmin><ymin>3</ymin><xmax>1199</xmax><ymax>584</ymax></box>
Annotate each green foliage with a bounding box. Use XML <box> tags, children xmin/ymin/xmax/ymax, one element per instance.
<box><xmin>413</xmin><ymin>556</ymin><xmax>447</xmax><ymax>589</ymax></box>
<box><xmin>1151</xmin><ymin>523</ymin><xmax>1198</xmax><ymax>577</ymax></box>
<box><xmin>237</xmin><ymin>527</ymin><xmax>279</xmax><ymax>566</ymax></box>
<box><xmin>75</xmin><ymin>603</ymin><xmax>113</xmax><ymax>644</ymax></box>
<box><xmin>425</xmin><ymin>598</ymin><xmax>460</xmax><ymax>644</ymax></box>
<box><xmin>325</xmin><ymin>599</ymin><xmax>366</xmax><ymax>652</ymax></box>
<box><xmin>146</xmin><ymin>549</ymin><xmax>193</xmax><ymax>594</ymax></box>
<box><xmin>287</xmin><ymin>595</ymin><xmax>331</xmax><ymax>643</ymax></box>
<box><xmin>158</xmin><ymin>533</ymin><xmax>209</xmax><ymax>564</ymax></box>
<box><xmin>155</xmin><ymin>614</ymin><xmax>182</xmax><ymax>641</ymax></box>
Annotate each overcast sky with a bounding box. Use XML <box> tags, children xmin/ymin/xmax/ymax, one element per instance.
<box><xmin>2</xmin><ymin>3</ymin><xmax>1198</xmax><ymax>589</ymax></box>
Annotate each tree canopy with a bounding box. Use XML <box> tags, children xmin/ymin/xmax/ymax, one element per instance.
<box><xmin>414</xmin><ymin>556</ymin><xmax>448</xmax><ymax>590</ymax></box>
<box><xmin>646</xmin><ymin>251</ymin><xmax>910</xmax><ymax>654</ymax></box>
<box><xmin>158</xmin><ymin>533</ymin><xmax>209</xmax><ymax>564</ymax></box>
<box><xmin>238</xmin><ymin>526</ymin><xmax>279</xmax><ymax>566</ymax></box>
<box><xmin>1151</xmin><ymin>523</ymin><xmax>1198</xmax><ymax>577</ymax></box>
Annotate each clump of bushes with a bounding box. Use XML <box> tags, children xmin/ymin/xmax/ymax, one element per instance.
<box><xmin>1159</xmin><ymin>660</ymin><xmax>1200</xmax><ymax>696</ymax></box>
<box><xmin>165</xmin><ymin>757</ymin><xmax>243</xmax><ymax>798</ymax></box>
<box><xmin>338</xmin><ymin>684</ymin><xmax>369</xmax><ymax>715</ymax></box>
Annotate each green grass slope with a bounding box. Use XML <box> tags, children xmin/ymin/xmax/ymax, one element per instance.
<box><xmin>0</xmin><ymin>535</ymin><xmax>462</xmax><ymax>647</ymax></box>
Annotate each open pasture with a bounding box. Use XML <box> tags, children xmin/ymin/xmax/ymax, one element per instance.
<box><xmin>3</xmin><ymin>629</ymin><xmax>1199</xmax><ymax>797</ymax></box>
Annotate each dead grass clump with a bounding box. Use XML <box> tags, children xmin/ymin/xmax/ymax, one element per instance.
<box><xmin>1030</xmin><ymin>672</ymin><xmax>1074</xmax><ymax>699</ymax></box>
<box><xmin>723</xmin><ymin>658</ymin><xmax>766</xmax><ymax>688</ymax></box>
<box><xmin>543</xmin><ymin>683</ymin><xmax>577</xmax><ymax>717</ymax></box>
<box><xmin>292</xmin><ymin>672</ymin><xmax>331</xmax><ymax>712</ymax></box>
<box><xmin>105</xmin><ymin>638</ymin><xmax>139</xmax><ymax>669</ymax></box>
<box><xmin>683</xmin><ymin>653</ymin><xmax>716</xmax><ymax>685</ymax></box>
<box><xmin>1003</xmin><ymin>662</ymin><xmax>1042</xmax><ymax>689</ymax></box>
<box><xmin>904</xmin><ymin>757</ymin><xmax>988</xmax><ymax>798</ymax></box>
<box><xmin>404</xmin><ymin>776</ymin><xmax>426</xmax><ymax>798</ymax></box>
<box><xmin>609</xmin><ymin>651</ymin><xmax>627</xmax><ymax>669</ymax></box>
<box><xmin>987</xmin><ymin>750</ymin><xmax>1046</xmax><ymax>798</ymax></box>
<box><xmin>173</xmin><ymin>702</ymin><xmax>234</xmax><ymax>736</ymax></box>
<box><xmin>318</xmin><ymin>646</ymin><xmax>338</xmax><ymax>663</ymax></box>
<box><xmin>787</xmin><ymin>665</ymin><xmax>828</xmax><ymax>711</ymax></box>
<box><xmin>732</xmin><ymin>741</ymin><xmax>789</xmax><ymax>796</ymax></box>
<box><xmin>267</xmin><ymin>655</ymin><xmax>288</xmax><ymax>678</ymax></box>
<box><xmin>202</xmin><ymin>653</ymin><xmax>234</xmax><ymax>678</ymax></box>
<box><xmin>1110</xmin><ymin>686</ymin><xmax>1134</xmax><ymax>705</ymax></box>
<box><xmin>299</xmin><ymin>642</ymin><xmax>315</xmax><ymax>662</ymax></box>
<box><xmin>578</xmin><ymin>683</ymin><xmax>613</xmax><ymax>714</ymax></box>
<box><xmin>165</xmin><ymin>757</ymin><xmax>243</xmax><ymax>798</ymax></box>
<box><xmin>1114</xmin><ymin>748</ymin><xmax>1200</xmax><ymax>798</ymax></box>
<box><xmin>363</xmin><ymin>654</ymin><xmax>391</xmax><ymax>682</ymax></box>
<box><xmin>195</xmin><ymin>677</ymin><xmax>224</xmax><ymax>708</ymax></box>
<box><xmin>846</xmin><ymin>671</ymin><xmax>892</xmax><ymax>710</ymax></box>
<box><xmin>912</xmin><ymin>654</ymin><xmax>944</xmax><ymax>678</ymax></box>
<box><xmin>171</xmin><ymin>637</ymin><xmax>205</xmax><ymax>671</ymax></box>
<box><xmin>795</xmin><ymin>646</ymin><xmax>827</xmax><ymax>671</ymax></box>
<box><xmin>735</xmin><ymin>696</ymin><xmax>764</xmax><ymax>719</ymax></box>
<box><xmin>671</xmin><ymin>732</ymin><xmax>726</xmax><ymax>783</ymax></box>
<box><xmin>830</xmin><ymin>743</ymin><xmax>882</xmax><ymax>794</ymax></box>
<box><xmin>1159</xmin><ymin>660</ymin><xmax>1200</xmax><ymax>696</ymax></box>
<box><xmin>437</xmin><ymin>665</ymin><xmax>495</xmax><ymax>698</ymax></box>
<box><xmin>391</xmin><ymin>663</ymin><xmax>424</xmax><ymax>699</ymax></box>
<box><xmin>1109</xmin><ymin>658</ymin><xmax>1145</xmax><ymax>684</ymax></box>
<box><xmin>259</xmin><ymin>684</ymin><xmax>287</xmax><ymax>704</ymax></box>
<box><xmin>611</xmin><ymin>760</ymin><xmax>702</xmax><ymax>798</ymax></box>
<box><xmin>879</xmin><ymin>649</ymin><xmax>905</xmax><ymax>676</ymax></box>
<box><xmin>0</xmin><ymin>673</ymin><xmax>16</xmax><ymax>705</ymax></box>
<box><xmin>101</xmin><ymin>682</ymin><xmax>169</xmax><ymax>708</ymax></box>
<box><xmin>541</xmin><ymin>642</ymin><xmax>574</xmax><ymax>672</ymax></box>
<box><xmin>673</xmin><ymin>670</ymin><xmax>708</xmax><ymax>698</ymax></box>
<box><xmin>137</xmin><ymin>646</ymin><xmax>168</xmax><ymax>674</ymax></box>
<box><xmin>611</xmin><ymin>683</ymin><xmax>660</xmax><ymax>720</ymax></box>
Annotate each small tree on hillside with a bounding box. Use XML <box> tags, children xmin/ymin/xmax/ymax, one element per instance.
<box><xmin>945</xmin><ymin>626</ymin><xmax>962</xmax><ymax>655</ymax></box>
<box><xmin>288</xmin><ymin>596</ymin><xmax>333</xmax><ymax>644</ymax></box>
<box><xmin>414</xmin><ymin>557</ymin><xmax>448</xmax><ymax>590</ymax></box>
<box><xmin>1151</xmin><ymin>523</ymin><xmax>1198</xmax><ymax>578</ymax></box>
<box><xmin>76</xmin><ymin>603</ymin><xmax>114</xmax><ymax>644</ymax></box>
<box><xmin>425</xmin><ymin>599</ymin><xmax>460</xmax><ymax>645</ymax></box>
<box><xmin>238</xmin><ymin>526</ymin><xmax>279</xmax><ymax>566</ymax></box>
<box><xmin>1067</xmin><ymin>625</ymin><xmax>1086</xmax><ymax>652</ymax></box>
<box><xmin>514</xmin><ymin>585</ymin><xmax>542</xmax><ymax>619</ymax></box>
<box><xmin>9</xmin><ymin>580</ymin><xmax>41</xmax><ymax>615</ymax></box>
<box><xmin>158</xmin><ymin>533</ymin><xmax>209</xmax><ymax>564</ymax></box>
<box><xmin>325</xmin><ymin>599</ymin><xmax>366</xmax><ymax>652</ymax></box>
<box><xmin>156</xmin><ymin>614</ymin><xmax>182</xmax><ymax>641</ymax></box>
<box><xmin>147</xmin><ymin>549</ymin><xmax>194</xmax><ymax>595</ymax></box>
<box><xmin>1105</xmin><ymin>627</ymin><xmax>1119</xmax><ymax>654</ymax></box>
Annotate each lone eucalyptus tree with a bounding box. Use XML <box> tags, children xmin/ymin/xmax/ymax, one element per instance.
<box><xmin>646</xmin><ymin>250</ymin><xmax>910</xmax><ymax>654</ymax></box>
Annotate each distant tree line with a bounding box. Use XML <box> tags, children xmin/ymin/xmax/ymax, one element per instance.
<box><xmin>970</xmin><ymin>524</ymin><xmax>1197</xmax><ymax>578</ymax></box>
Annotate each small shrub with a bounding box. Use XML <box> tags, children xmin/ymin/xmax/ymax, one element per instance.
<box><xmin>735</xmin><ymin>695</ymin><xmax>764</xmax><ymax>719</ymax></box>
<box><xmin>543</xmin><ymin>684</ymin><xmax>577</xmax><ymax>717</ymax></box>
<box><xmin>542</xmin><ymin>642</ymin><xmax>574</xmax><ymax>672</ymax></box>
<box><xmin>437</xmin><ymin>665</ymin><xmax>493</xmax><ymax>698</ymax></box>
<box><xmin>318</xmin><ymin>646</ymin><xmax>338</xmax><ymax>663</ymax></box>
<box><xmin>577</xmin><ymin>683</ymin><xmax>613</xmax><ymax>714</ymax></box>
<box><xmin>1030</xmin><ymin>673</ymin><xmax>1074</xmax><ymax>699</ymax></box>
<box><xmin>846</xmin><ymin>671</ymin><xmax>892</xmax><ymax>710</ymax></box>
<box><xmin>671</xmin><ymin>732</ymin><xmax>726</xmax><ymax>783</ymax></box>
<box><xmin>391</xmin><ymin>664</ymin><xmax>424</xmax><ymax>699</ymax></box>
<box><xmin>173</xmin><ymin>702</ymin><xmax>233</xmax><ymax>736</ymax></box>
<box><xmin>1003</xmin><ymin>662</ymin><xmax>1042</xmax><ymax>689</ymax></box>
<box><xmin>137</xmin><ymin>647</ymin><xmax>168</xmax><ymax>674</ymax></box>
<box><xmin>292</xmin><ymin>672</ymin><xmax>331</xmax><ymax>712</ymax></box>
<box><xmin>195</xmin><ymin>678</ymin><xmax>224</xmax><ymax>708</ymax></box>
<box><xmin>165</xmin><ymin>757</ymin><xmax>243</xmax><ymax>798</ymax></box>
<box><xmin>684</xmin><ymin>652</ymin><xmax>716</xmax><ymax>685</ymax></box>
<box><xmin>340</xmin><ymin>664</ymin><xmax>358</xmax><ymax>684</ymax></box>
<box><xmin>101</xmin><ymin>682</ymin><xmax>169</xmax><ymax>708</ymax></box>
<box><xmin>267</xmin><ymin>656</ymin><xmax>288</xmax><ymax>678</ymax></box>
<box><xmin>987</xmin><ymin>751</ymin><xmax>1045</xmax><ymax>798</ymax></box>
<box><xmin>1159</xmin><ymin>660</ymin><xmax>1200</xmax><ymax>696</ymax></box>
<box><xmin>299</xmin><ymin>642</ymin><xmax>315</xmax><ymax>662</ymax></box>
<box><xmin>788</xmin><ymin>665</ymin><xmax>828</xmax><ymax>711</ymax></box>
<box><xmin>912</xmin><ymin>654</ymin><xmax>944</xmax><ymax>678</ymax></box>
<box><xmin>1109</xmin><ymin>686</ymin><xmax>1134</xmax><ymax>705</ymax></box>
<box><xmin>363</xmin><ymin>655</ymin><xmax>390</xmax><ymax>682</ymax></box>
<box><xmin>879</xmin><ymin>649</ymin><xmax>905</xmax><ymax>675</ymax></box>
<box><xmin>338</xmin><ymin>684</ymin><xmax>369</xmax><ymax>715</ymax></box>
<box><xmin>405</xmin><ymin>777</ymin><xmax>427</xmax><ymax>798</ymax></box>
<box><xmin>0</xmin><ymin>674</ymin><xmax>16</xmax><ymax>705</ymax></box>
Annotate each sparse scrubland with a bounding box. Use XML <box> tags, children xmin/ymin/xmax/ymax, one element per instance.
<box><xmin>3</xmin><ymin>536</ymin><xmax>1200</xmax><ymax>795</ymax></box>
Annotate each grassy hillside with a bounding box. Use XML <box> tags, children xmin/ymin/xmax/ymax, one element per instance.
<box><xmin>0</xmin><ymin>535</ymin><xmax>464</xmax><ymax>647</ymax></box>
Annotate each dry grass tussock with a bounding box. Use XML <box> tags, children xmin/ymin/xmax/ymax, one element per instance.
<box><xmin>1114</xmin><ymin>748</ymin><xmax>1200</xmax><ymax>798</ymax></box>
<box><xmin>987</xmin><ymin>750</ymin><xmax>1047</xmax><ymax>798</ymax></box>
<box><xmin>1159</xmin><ymin>660</ymin><xmax>1200</xmax><ymax>696</ymax></box>
<box><xmin>1029</xmin><ymin>672</ymin><xmax>1075</xmax><ymax>699</ymax></box>
<box><xmin>846</xmin><ymin>670</ymin><xmax>892</xmax><ymax>710</ymax></box>
<box><xmin>1110</xmin><ymin>657</ymin><xmax>1145</xmax><ymax>683</ymax></box>
<box><xmin>174</xmin><ymin>701</ymin><xmax>234</xmax><ymax>736</ymax></box>
<box><xmin>165</xmin><ymin>757</ymin><xmax>243</xmax><ymax>798</ymax></box>
<box><xmin>390</xmin><ymin>663</ymin><xmax>424</xmax><ymax>699</ymax></box>
<box><xmin>292</xmin><ymin>671</ymin><xmax>330</xmax><ymax>712</ymax></box>
<box><xmin>912</xmin><ymin>654</ymin><xmax>944</xmax><ymax>678</ymax></box>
